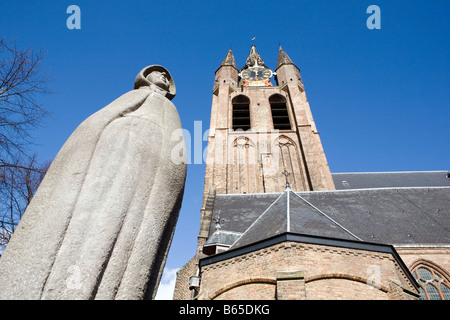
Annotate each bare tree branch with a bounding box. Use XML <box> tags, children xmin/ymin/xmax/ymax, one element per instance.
<box><xmin>0</xmin><ymin>155</ymin><xmax>49</xmax><ymax>251</ymax></box>
<box><xmin>0</xmin><ymin>39</ymin><xmax>52</xmax><ymax>252</ymax></box>
<box><xmin>0</xmin><ymin>39</ymin><xmax>52</xmax><ymax>161</ymax></box>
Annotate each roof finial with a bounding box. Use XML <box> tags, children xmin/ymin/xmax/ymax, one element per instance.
<box><xmin>213</xmin><ymin>210</ymin><xmax>225</xmax><ymax>231</ymax></box>
<box><xmin>251</xmin><ymin>37</ymin><xmax>256</xmax><ymax>45</ymax></box>
<box><xmin>243</xmin><ymin>42</ymin><xmax>266</xmax><ymax>69</ymax></box>
<box><xmin>282</xmin><ymin>169</ymin><xmax>291</xmax><ymax>190</ymax></box>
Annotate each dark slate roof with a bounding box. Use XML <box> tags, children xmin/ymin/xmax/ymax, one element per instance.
<box><xmin>298</xmin><ymin>187</ymin><xmax>450</xmax><ymax>244</ymax></box>
<box><xmin>231</xmin><ymin>190</ymin><xmax>359</xmax><ymax>249</ymax></box>
<box><xmin>208</xmin><ymin>193</ymin><xmax>281</xmax><ymax>235</ymax></box>
<box><xmin>332</xmin><ymin>171</ymin><xmax>450</xmax><ymax>190</ymax></box>
<box><xmin>288</xmin><ymin>191</ymin><xmax>359</xmax><ymax>240</ymax></box>
<box><xmin>231</xmin><ymin>192</ymin><xmax>288</xmax><ymax>248</ymax></box>
<box><xmin>209</xmin><ymin>186</ymin><xmax>450</xmax><ymax>247</ymax></box>
<box><xmin>204</xmin><ymin>230</ymin><xmax>242</xmax><ymax>247</ymax></box>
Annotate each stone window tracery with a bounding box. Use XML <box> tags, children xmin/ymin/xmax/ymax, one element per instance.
<box><xmin>412</xmin><ymin>263</ymin><xmax>450</xmax><ymax>300</ymax></box>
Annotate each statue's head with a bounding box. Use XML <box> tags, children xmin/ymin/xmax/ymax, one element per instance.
<box><xmin>134</xmin><ymin>65</ymin><xmax>176</xmax><ymax>100</ymax></box>
<box><xmin>147</xmin><ymin>70</ymin><xmax>170</xmax><ymax>91</ymax></box>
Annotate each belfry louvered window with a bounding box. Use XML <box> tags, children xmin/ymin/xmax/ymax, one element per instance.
<box><xmin>232</xmin><ymin>95</ymin><xmax>250</xmax><ymax>131</ymax></box>
<box><xmin>270</xmin><ymin>94</ymin><xmax>291</xmax><ymax>130</ymax></box>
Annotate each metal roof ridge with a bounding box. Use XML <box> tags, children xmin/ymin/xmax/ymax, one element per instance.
<box><xmin>210</xmin><ymin>229</ymin><xmax>243</xmax><ymax>235</ymax></box>
<box><xmin>290</xmin><ymin>192</ymin><xmax>363</xmax><ymax>241</ymax></box>
<box><xmin>295</xmin><ymin>186</ymin><xmax>450</xmax><ymax>194</ymax></box>
<box><xmin>286</xmin><ymin>188</ymin><xmax>291</xmax><ymax>232</ymax></box>
<box><xmin>332</xmin><ymin>170</ymin><xmax>448</xmax><ymax>175</ymax></box>
<box><xmin>393</xmin><ymin>244</ymin><xmax>450</xmax><ymax>248</ymax></box>
<box><xmin>216</xmin><ymin>192</ymin><xmax>283</xmax><ymax>197</ymax></box>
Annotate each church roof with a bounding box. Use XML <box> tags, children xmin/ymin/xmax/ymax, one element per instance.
<box><xmin>333</xmin><ymin>171</ymin><xmax>450</xmax><ymax>190</ymax></box>
<box><xmin>230</xmin><ymin>189</ymin><xmax>360</xmax><ymax>249</ymax></box>
<box><xmin>200</xmin><ymin>181</ymin><xmax>447</xmax><ymax>292</ymax></box>
<box><xmin>204</xmin><ymin>230</ymin><xmax>242</xmax><ymax>247</ymax></box>
<box><xmin>207</xmin><ymin>172</ymin><xmax>450</xmax><ymax>249</ymax></box>
<box><xmin>218</xmin><ymin>48</ymin><xmax>238</xmax><ymax>70</ymax></box>
<box><xmin>275</xmin><ymin>46</ymin><xmax>296</xmax><ymax>70</ymax></box>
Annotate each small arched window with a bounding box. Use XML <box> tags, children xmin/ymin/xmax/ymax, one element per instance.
<box><xmin>412</xmin><ymin>263</ymin><xmax>450</xmax><ymax>300</ymax></box>
<box><xmin>269</xmin><ymin>94</ymin><xmax>291</xmax><ymax>130</ymax></box>
<box><xmin>232</xmin><ymin>95</ymin><xmax>250</xmax><ymax>131</ymax></box>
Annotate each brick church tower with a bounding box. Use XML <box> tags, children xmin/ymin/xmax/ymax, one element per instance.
<box><xmin>173</xmin><ymin>45</ymin><xmax>450</xmax><ymax>300</ymax></box>
<box><xmin>197</xmin><ymin>45</ymin><xmax>335</xmax><ymax>243</ymax></box>
<box><xmin>203</xmin><ymin>45</ymin><xmax>334</xmax><ymax>199</ymax></box>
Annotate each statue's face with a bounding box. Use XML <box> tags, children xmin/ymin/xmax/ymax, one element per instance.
<box><xmin>147</xmin><ymin>71</ymin><xmax>170</xmax><ymax>91</ymax></box>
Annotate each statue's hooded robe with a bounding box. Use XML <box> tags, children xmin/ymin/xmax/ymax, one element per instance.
<box><xmin>0</xmin><ymin>66</ymin><xmax>187</xmax><ymax>300</ymax></box>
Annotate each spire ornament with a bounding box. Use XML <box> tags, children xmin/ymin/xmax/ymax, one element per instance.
<box><xmin>213</xmin><ymin>210</ymin><xmax>225</xmax><ymax>231</ymax></box>
<box><xmin>282</xmin><ymin>169</ymin><xmax>291</xmax><ymax>190</ymax></box>
<box><xmin>239</xmin><ymin>44</ymin><xmax>275</xmax><ymax>87</ymax></box>
<box><xmin>244</xmin><ymin>44</ymin><xmax>266</xmax><ymax>69</ymax></box>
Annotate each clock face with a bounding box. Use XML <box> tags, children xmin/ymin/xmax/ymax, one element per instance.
<box><xmin>240</xmin><ymin>67</ymin><xmax>272</xmax><ymax>81</ymax></box>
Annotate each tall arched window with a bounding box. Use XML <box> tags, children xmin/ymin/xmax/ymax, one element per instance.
<box><xmin>411</xmin><ymin>261</ymin><xmax>450</xmax><ymax>300</ymax></box>
<box><xmin>232</xmin><ymin>95</ymin><xmax>250</xmax><ymax>131</ymax></box>
<box><xmin>269</xmin><ymin>94</ymin><xmax>291</xmax><ymax>130</ymax></box>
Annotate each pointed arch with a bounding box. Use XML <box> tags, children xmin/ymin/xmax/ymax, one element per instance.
<box><xmin>273</xmin><ymin>135</ymin><xmax>308</xmax><ymax>191</ymax></box>
<box><xmin>232</xmin><ymin>95</ymin><xmax>250</xmax><ymax>131</ymax></box>
<box><xmin>410</xmin><ymin>259</ymin><xmax>450</xmax><ymax>300</ymax></box>
<box><xmin>233</xmin><ymin>135</ymin><xmax>256</xmax><ymax>149</ymax></box>
<box><xmin>269</xmin><ymin>94</ymin><xmax>291</xmax><ymax>130</ymax></box>
<box><xmin>228</xmin><ymin>136</ymin><xmax>260</xmax><ymax>194</ymax></box>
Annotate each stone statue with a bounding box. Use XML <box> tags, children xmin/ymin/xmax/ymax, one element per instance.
<box><xmin>0</xmin><ymin>65</ymin><xmax>187</xmax><ymax>300</ymax></box>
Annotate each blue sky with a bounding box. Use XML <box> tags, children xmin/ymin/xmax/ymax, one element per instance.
<box><xmin>1</xmin><ymin>1</ymin><xmax>449</xmax><ymax>298</ymax></box>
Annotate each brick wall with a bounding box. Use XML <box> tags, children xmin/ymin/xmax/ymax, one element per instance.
<box><xmin>173</xmin><ymin>255</ymin><xmax>197</xmax><ymax>300</ymax></box>
<box><xmin>396</xmin><ymin>246</ymin><xmax>450</xmax><ymax>272</ymax></box>
<box><xmin>197</xmin><ymin>241</ymin><xmax>419</xmax><ymax>300</ymax></box>
<box><xmin>215</xmin><ymin>283</ymin><xmax>276</xmax><ymax>300</ymax></box>
<box><xmin>173</xmin><ymin>236</ymin><xmax>208</xmax><ymax>300</ymax></box>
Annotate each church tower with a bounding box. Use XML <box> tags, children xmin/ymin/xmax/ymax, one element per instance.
<box><xmin>202</xmin><ymin>45</ymin><xmax>334</xmax><ymax>211</ymax></box>
<box><xmin>174</xmin><ymin>45</ymin><xmax>338</xmax><ymax>299</ymax></box>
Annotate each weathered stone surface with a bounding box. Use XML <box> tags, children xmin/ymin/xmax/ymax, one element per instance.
<box><xmin>0</xmin><ymin>65</ymin><xmax>187</xmax><ymax>300</ymax></box>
